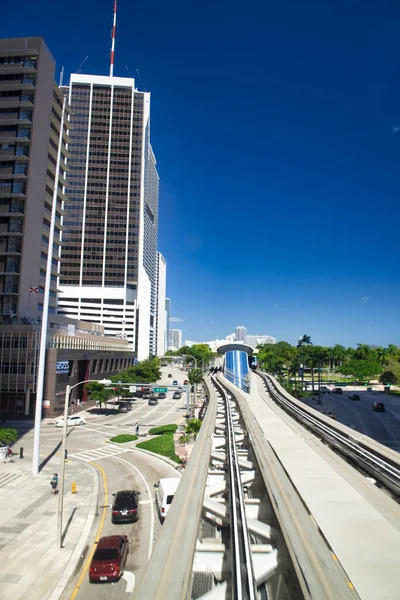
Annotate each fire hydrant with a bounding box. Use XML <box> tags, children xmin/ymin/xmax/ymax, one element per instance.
<box><xmin>71</xmin><ymin>482</ymin><xmax>77</xmax><ymax>494</ymax></box>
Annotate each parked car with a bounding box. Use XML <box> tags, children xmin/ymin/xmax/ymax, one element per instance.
<box><xmin>172</xmin><ymin>392</ymin><xmax>182</xmax><ymax>399</ymax></box>
<box><xmin>319</xmin><ymin>386</ymin><xmax>331</xmax><ymax>394</ymax></box>
<box><xmin>157</xmin><ymin>392</ymin><xmax>166</xmax><ymax>399</ymax></box>
<box><xmin>148</xmin><ymin>397</ymin><xmax>159</xmax><ymax>405</ymax></box>
<box><xmin>89</xmin><ymin>535</ymin><xmax>128</xmax><ymax>583</ymax></box>
<box><xmin>372</xmin><ymin>402</ymin><xmax>385</xmax><ymax>412</ymax></box>
<box><xmin>55</xmin><ymin>415</ymin><xmax>86</xmax><ymax>427</ymax></box>
<box><xmin>111</xmin><ymin>490</ymin><xmax>140</xmax><ymax>523</ymax></box>
<box><xmin>118</xmin><ymin>403</ymin><xmax>132</xmax><ymax>413</ymax></box>
<box><xmin>172</xmin><ymin>380</ymin><xmax>178</xmax><ymax>386</ymax></box>
<box><xmin>348</xmin><ymin>394</ymin><xmax>360</xmax><ymax>401</ymax></box>
<box><xmin>331</xmin><ymin>387</ymin><xmax>343</xmax><ymax>394</ymax></box>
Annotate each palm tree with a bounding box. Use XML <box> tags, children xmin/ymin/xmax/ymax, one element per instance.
<box><xmin>355</xmin><ymin>343</ymin><xmax>371</xmax><ymax>360</ymax></box>
<box><xmin>297</xmin><ymin>335</ymin><xmax>313</xmax><ymax>390</ymax></box>
<box><xmin>387</xmin><ymin>344</ymin><xmax>399</xmax><ymax>358</ymax></box>
<box><xmin>375</xmin><ymin>347</ymin><xmax>389</xmax><ymax>367</ymax></box>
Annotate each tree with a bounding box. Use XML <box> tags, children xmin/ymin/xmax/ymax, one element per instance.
<box><xmin>297</xmin><ymin>334</ymin><xmax>312</xmax><ymax>389</ymax></box>
<box><xmin>0</xmin><ymin>428</ymin><xmax>18</xmax><ymax>446</ymax></box>
<box><xmin>379</xmin><ymin>371</ymin><xmax>397</xmax><ymax>385</ymax></box>
<box><xmin>387</xmin><ymin>344</ymin><xmax>399</xmax><ymax>358</ymax></box>
<box><xmin>375</xmin><ymin>347</ymin><xmax>389</xmax><ymax>367</ymax></box>
<box><xmin>355</xmin><ymin>344</ymin><xmax>371</xmax><ymax>360</ymax></box>
<box><xmin>188</xmin><ymin>368</ymin><xmax>203</xmax><ymax>385</ymax></box>
<box><xmin>339</xmin><ymin>359</ymin><xmax>381</xmax><ymax>381</ymax></box>
<box><xmin>86</xmin><ymin>382</ymin><xmax>113</xmax><ymax>408</ymax></box>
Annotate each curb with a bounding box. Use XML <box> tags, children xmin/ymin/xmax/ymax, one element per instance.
<box><xmin>49</xmin><ymin>463</ymin><xmax>99</xmax><ymax>600</ymax></box>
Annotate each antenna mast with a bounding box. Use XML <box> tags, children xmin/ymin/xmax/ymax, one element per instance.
<box><xmin>110</xmin><ymin>0</ymin><xmax>117</xmax><ymax>77</ymax></box>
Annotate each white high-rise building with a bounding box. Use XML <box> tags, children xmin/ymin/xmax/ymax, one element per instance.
<box><xmin>245</xmin><ymin>334</ymin><xmax>276</xmax><ymax>346</ymax></box>
<box><xmin>168</xmin><ymin>328</ymin><xmax>182</xmax><ymax>350</ymax></box>
<box><xmin>156</xmin><ymin>253</ymin><xmax>167</xmax><ymax>356</ymax></box>
<box><xmin>235</xmin><ymin>326</ymin><xmax>247</xmax><ymax>342</ymax></box>
<box><xmin>57</xmin><ymin>73</ymin><xmax>160</xmax><ymax>360</ymax></box>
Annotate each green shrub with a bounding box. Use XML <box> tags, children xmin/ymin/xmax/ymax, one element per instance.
<box><xmin>148</xmin><ymin>424</ymin><xmax>178</xmax><ymax>435</ymax></box>
<box><xmin>137</xmin><ymin>433</ymin><xmax>180</xmax><ymax>463</ymax></box>
<box><xmin>0</xmin><ymin>428</ymin><xmax>18</xmax><ymax>446</ymax></box>
<box><xmin>110</xmin><ymin>434</ymin><xmax>138</xmax><ymax>443</ymax></box>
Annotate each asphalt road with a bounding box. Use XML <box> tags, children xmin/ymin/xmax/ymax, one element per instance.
<box><xmin>14</xmin><ymin>366</ymin><xmax>188</xmax><ymax>598</ymax></box>
<box><xmin>304</xmin><ymin>388</ymin><xmax>400</xmax><ymax>452</ymax></box>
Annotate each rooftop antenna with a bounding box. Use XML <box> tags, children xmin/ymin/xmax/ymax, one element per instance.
<box><xmin>136</xmin><ymin>68</ymin><xmax>147</xmax><ymax>92</ymax></box>
<box><xmin>59</xmin><ymin>66</ymin><xmax>64</xmax><ymax>87</ymax></box>
<box><xmin>125</xmin><ymin>65</ymin><xmax>133</xmax><ymax>78</ymax></box>
<box><xmin>110</xmin><ymin>0</ymin><xmax>117</xmax><ymax>77</ymax></box>
<box><xmin>75</xmin><ymin>55</ymin><xmax>89</xmax><ymax>74</ymax></box>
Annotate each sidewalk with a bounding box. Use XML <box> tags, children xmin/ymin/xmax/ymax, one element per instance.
<box><xmin>0</xmin><ymin>452</ymin><xmax>98</xmax><ymax>600</ymax></box>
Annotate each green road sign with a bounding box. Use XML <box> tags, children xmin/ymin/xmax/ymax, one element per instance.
<box><xmin>153</xmin><ymin>387</ymin><xmax>168</xmax><ymax>393</ymax></box>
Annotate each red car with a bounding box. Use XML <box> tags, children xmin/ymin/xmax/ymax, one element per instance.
<box><xmin>89</xmin><ymin>535</ymin><xmax>128</xmax><ymax>583</ymax></box>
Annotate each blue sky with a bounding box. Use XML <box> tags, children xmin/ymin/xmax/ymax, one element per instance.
<box><xmin>3</xmin><ymin>0</ymin><xmax>400</xmax><ymax>347</ymax></box>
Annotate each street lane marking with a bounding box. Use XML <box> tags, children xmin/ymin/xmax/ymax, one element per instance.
<box><xmin>111</xmin><ymin>454</ymin><xmax>155</xmax><ymax>560</ymax></box>
<box><xmin>69</xmin><ymin>462</ymin><xmax>108</xmax><ymax>600</ymax></box>
<box><xmin>122</xmin><ymin>571</ymin><xmax>135</xmax><ymax>592</ymax></box>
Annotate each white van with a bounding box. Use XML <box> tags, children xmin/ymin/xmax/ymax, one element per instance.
<box><xmin>154</xmin><ymin>477</ymin><xmax>181</xmax><ymax>522</ymax></box>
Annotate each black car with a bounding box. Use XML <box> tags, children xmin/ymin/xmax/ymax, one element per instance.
<box><xmin>372</xmin><ymin>402</ymin><xmax>385</xmax><ymax>412</ymax></box>
<box><xmin>118</xmin><ymin>403</ymin><xmax>132</xmax><ymax>412</ymax></box>
<box><xmin>332</xmin><ymin>387</ymin><xmax>343</xmax><ymax>394</ymax></box>
<box><xmin>172</xmin><ymin>392</ymin><xmax>182</xmax><ymax>399</ymax></box>
<box><xmin>111</xmin><ymin>490</ymin><xmax>140</xmax><ymax>523</ymax></box>
<box><xmin>348</xmin><ymin>394</ymin><xmax>360</xmax><ymax>401</ymax></box>
<box><xmin>148</xmin><ymin>396</ymin><xmax>159</xmax><ymax>405</ymax></box>
<box><xmin>158</xmin><ymin>392</ymin><xmax>166</xmax><ymax>399</ymax></box>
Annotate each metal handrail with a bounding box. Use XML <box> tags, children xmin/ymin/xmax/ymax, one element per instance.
<box><xmin>133</xmin><ymin>376</ymin><xmax>217</xmax><ymax>599</ymax></box>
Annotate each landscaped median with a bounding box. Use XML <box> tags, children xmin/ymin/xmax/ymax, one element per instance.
<box><xmin>109</xmin><ymin>434</ymin><xmax>138</xmax><ymax>443</ymax></box>
<box><xmin>108</xmin><ymin>424</ymin><xmax>181</xmax><ymax>463</ymax></box>
<box><xmin>136</xmin><ymin>424</ymin><xmax>181</xmax><ymax>464</ymax></box>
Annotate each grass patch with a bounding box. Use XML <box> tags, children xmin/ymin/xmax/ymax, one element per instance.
<box><xmin>148</xmin><ymin>424</ymin><xmax>178</xmax><ymax>435</ymax></box>
<box><xmin>137</xmin><ymin>432</ymin><xmax>180</xmax><ymax>463</ymax></box>
<box><xmin>110</xmin><ymin>434</ymin><xmax>138</xmax><ymax>443</ymax></box>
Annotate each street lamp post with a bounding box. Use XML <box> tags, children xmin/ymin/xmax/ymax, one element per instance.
<box><xmin>57</xmin><ymin>378</ymin><xmax>111</xmax><ymax>548</ymax></box>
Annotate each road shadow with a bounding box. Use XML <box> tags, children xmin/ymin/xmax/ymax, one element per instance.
<box><xmin>39</xmin><ymin>429</ymin><xmax>74</xmax><ymax>472</ymax></box>
<box><xmin>87</xmin><ymin>407</ymin><xmax>119</xmax><ymax>416</ymax></box>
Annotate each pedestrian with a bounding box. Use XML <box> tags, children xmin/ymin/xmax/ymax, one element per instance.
<box><xmin>135</xmin><ymin>423</ymin><xmax>139</xmax><ymax>436</ymax></box>
<box><xmin>51</xmin><ymin>473</ymin><xmax>59</xmax><ymax>494</ymax></box>
<box><xmin>65</xmin><ymin>448</ymin><xmax>68</xmax><ymax>460</ymax></box>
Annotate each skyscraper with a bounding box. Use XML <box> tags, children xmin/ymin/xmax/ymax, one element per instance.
<box><xmin>0</xmin><ymin>37</ymin><xmax>70</xmax><ymax>321</ymax></box>
<box><xmin>57</xmin><ymin>73</ymin><xmax>160</xmax><ymax>359</ymax></box>
<box><xmin>168</xmin><ymin>328</ymin><xmax>182</xmax><ymax>350</ymax></box>
<box><xmin>156</xmin><ymin>252</ymin><xmax>167</xmax><ymax>356</ymax></box>
<box><xmin>235</xmin><ymin>326</ymin><xmax>247</xmax><ymax>342</ymax></box>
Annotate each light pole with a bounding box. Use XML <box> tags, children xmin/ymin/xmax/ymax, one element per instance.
<box><xmin>57</xmin><ymin>378</ymin><xmax>111</xmax><ymax>548</ymax></box>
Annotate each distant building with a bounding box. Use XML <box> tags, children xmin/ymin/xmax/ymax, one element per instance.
<box><xmin>226</xmin><ymin>333</ymin><xmax>235</xmax><ymax>343</ymax></box>
<box><xmin>165</xmin><ymin>298</ymin><xmax>171</xmax><ymax>351</ymax></box>
<box><xmin>155</xmin><ymin>253</ymin><xmax>167</xmax><ymax>356</ymax></box>
<box><xmin>168</xmin><ymin>328</ymin><xmax>182</xmax><ymax>350</ymax></box>
<box><xmin>252</xmin><ymin>335</ymin><xmax>276</xmax><ymax>345</ymax></box>
<box><xmin>235</xmin><ymin>326</ymin><xmax>247</xmax><ymax>342</ymax></box>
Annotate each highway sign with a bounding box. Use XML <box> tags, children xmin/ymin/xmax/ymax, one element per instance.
<box><xmin>153</xmin><ymin>387</ymin><xmax>168</xmax><ymax>393</ymax></box>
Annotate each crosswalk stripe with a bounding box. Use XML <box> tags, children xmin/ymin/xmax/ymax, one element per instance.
<box><xmin>70</xmin><ymin>445</ymin><xmax>131</xmax><ymax>462</ymax></box>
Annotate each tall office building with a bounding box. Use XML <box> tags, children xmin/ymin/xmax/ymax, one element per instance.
<box><xmin>156</xmin><ymin>252</ymin><xmax>167</xmax><ymax>356</ymax></box>
<box><xmin>235</xmin><ymin>326</ymin><xmax>247</xmax><ymax>342</ymax></box>
<box><xmin>165</xmin><ymin>297</ymin><xmax>171</xmax><ymax>351</ymax></box>
<box><xmin>168</xmin><ymin>328</ymin><xmax>182</xmax><ymax>351</ymax></box>
<box><xmin>58</xmin><ymin>73</ymin><xmax>160</xmax><ymax>359</ymax></box>
<box><xmin>0</xmin><ymin>37</ymin><xmax>70</xmax><ymax>321</ymax></box>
